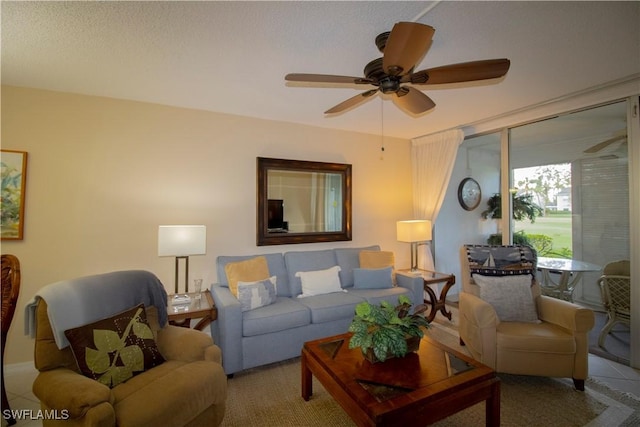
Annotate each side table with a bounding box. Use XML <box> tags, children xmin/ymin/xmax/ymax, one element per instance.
<box><xmin>398</xmin><ymin>269</ymin><xmax>456</xmax><ymax>322</ymax></box>
<box><xmin>167</xmin><ymin>289</ymin><xmax>217</xmax><ymax>331</ymax></box>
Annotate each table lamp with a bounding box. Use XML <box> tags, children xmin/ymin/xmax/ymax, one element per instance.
<box><xmin>397</xmin><ymin>220</ymin><xmax>432</xmax><ymax>272</ymax></box>
<box><xmin>158</xmin><ymin>225</ymin><xmax>207</xmax><ymax>293</ymax></box>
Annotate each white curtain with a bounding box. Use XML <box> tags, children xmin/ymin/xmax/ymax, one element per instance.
<box><xmin>324</xmin><ymin>173</ymin><xmax>342</xmax><ymax>231</ymax></box>
<box><xmin>411</xmin><ymin>129</ymin><xmax>465</xmax><ymax>270</ymax></box>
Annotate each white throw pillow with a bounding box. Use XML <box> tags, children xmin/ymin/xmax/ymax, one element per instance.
<box><xmin>472</xmin><ymin>274</ymin><xmax>540</xmax><ymax>323</ymax></box>
<box><xmin>295</xmin><ymin>266</ymin><xmax>345</xmax><ymax>297</ymax></box>
<box><xmin>236</xmin><ymin>276</ymin><xmax>277</xmax><ymax>312</ymax></box>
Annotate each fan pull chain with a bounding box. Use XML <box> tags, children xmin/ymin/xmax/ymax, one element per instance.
<box><xmin>380</xmin><ymin>99</ymin><xmax>385</xmax><ymax>160</ymax></box>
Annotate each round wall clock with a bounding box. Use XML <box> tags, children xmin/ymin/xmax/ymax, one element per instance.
<box><xmin>458</xmin><ymin>177</ymin><xmax>482</xmax><ymax>211</ymax></box>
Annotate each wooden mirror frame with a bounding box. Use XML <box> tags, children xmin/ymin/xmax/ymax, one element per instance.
<box><xmin>257</xmin><ymin>157</ymin><xmax>352</xmax><ymax>246</ymax></box>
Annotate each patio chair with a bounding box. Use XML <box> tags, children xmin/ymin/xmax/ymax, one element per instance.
<box><xmin>597</xmin><ymin>260</ymin><xmax>630</xmax><ymax>348</ymax></box>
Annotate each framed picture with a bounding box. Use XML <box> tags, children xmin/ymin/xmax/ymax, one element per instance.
<box><xmin>1</xmin><ymin>150</ymin><xmax>28</xmax><ymax>240</ymax></box>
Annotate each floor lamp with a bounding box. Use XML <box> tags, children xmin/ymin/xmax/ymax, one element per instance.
<box><xmin>396</xmin><ymin>220</ymin><xmax>432</xmax><ymax>272</ymax></box>
<box><xmin>158</xmin><ymin>225</ymin><xmax>206</xmax><ymax>294</ymax></box>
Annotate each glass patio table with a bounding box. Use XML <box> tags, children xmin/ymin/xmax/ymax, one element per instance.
<box><xmin>537</xmin><ymin>256</ymin><xmax>602</xmax><ymax>301</ymax></box>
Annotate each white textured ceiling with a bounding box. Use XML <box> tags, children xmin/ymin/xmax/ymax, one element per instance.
<box><xmin>2</xmin><ymin>1</ymin><xmax>639</xmax><ymax>140</ymax></box>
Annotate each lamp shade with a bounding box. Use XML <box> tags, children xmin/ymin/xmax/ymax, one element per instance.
<box><xmin>396</xmin><ymin>220</ymin><xmax>432</xmax><ymax>243</ymax></box>
<box><xmin>158</xmin><ymin>225</ymin><xmax>207</xmax><ymax>256</ymax></box>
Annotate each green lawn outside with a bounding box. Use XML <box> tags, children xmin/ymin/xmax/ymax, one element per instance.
<box><xmin>514</xmin><ymin>215</ymin><xmax>572</xmax><ymax>254</ymax></box>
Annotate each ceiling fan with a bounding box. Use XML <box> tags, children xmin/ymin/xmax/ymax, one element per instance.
<box><xmin>584</xmin><ymin>129</ymin><xmax>627</xmax><ymax>154</ymax></box>
<box><xmin>285</xmin><ymin>22</ymin><xmax>511</xmax><ymax>116</ymax></box>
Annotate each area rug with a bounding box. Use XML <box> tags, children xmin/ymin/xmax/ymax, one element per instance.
<box><xmin>221</xmin><ymin>308</ymin><xmax>640</xmax><ymax>427</ymax></box>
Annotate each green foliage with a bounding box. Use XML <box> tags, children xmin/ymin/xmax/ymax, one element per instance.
<box><xmin>85</xmin><ymin>307</ymin><xmax>151</xmax><ymax>387</ymax></box>
<box><xmin>487</xmin><ymin>231</ymin><xmax>531</xmax><ymax>246</ymax></box>
<box><xmin>514</xmin><ymin>164</ymin><xmax>571</xmax><ymax>210</ymax></box>
<box><xmin>348</xmin><ymin>296</ymin><xmax>430</xmax><ymax>362</ymax></box>
<box><xmin>544</xmin><ymin>247</ymin><xmax>573</xmax><ymax>258</ymax></box>
<box><xmin>486</xmin><ymin>231</ymin><xmax>572</xmax><ymax>258</ymax></box>
<box><xmin>524</xmin><ymin>234</ymin><xmax>553</xmax><ymax>255</ymax></box>
<box><xmin>481</xmin><ymin>193</ymin><xmax>543</xmax><ymax>223</ymax></box>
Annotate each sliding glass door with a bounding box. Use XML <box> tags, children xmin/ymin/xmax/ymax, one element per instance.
<box><xmin>509</xmin><ymin>101</ymin><xmax>630</xmax><ymax>306</ymax></box>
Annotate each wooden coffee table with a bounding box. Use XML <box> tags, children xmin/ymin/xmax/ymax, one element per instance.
<box><xmin>302</xmin><ymin>333</ymin><xmax>500</xmax><ymax>426</ymax></box>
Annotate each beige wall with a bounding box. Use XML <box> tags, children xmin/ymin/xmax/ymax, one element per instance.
<box><xmin>1</xmin><ymin>85</ymin><xmax>415</xmax><ymax>364</ymax></box>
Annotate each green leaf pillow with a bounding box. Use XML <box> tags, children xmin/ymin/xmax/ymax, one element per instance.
<box><xmin>64</xmin><ymin>304</ymin><xmax>165</xmax><ymax>388</ymax></box>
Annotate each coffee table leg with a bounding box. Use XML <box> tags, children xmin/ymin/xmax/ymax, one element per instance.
<box><xmin>301</xmin><ymin>350</ymin><xmax>312</xmax><ymax>401</ymax></box>
<box><xmin>486</xmin><ymin>379</ymin><xmax>500</xmax><ymax>426</ymax></box>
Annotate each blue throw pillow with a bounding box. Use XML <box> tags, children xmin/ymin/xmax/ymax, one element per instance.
<box><xmin>353</xmin><ymin>267</ymin><xmax>394</xmax><ymax>289</ymax></box>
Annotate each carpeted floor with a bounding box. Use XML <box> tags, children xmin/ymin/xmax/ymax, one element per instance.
<box><xmin>588</xmin><ymin>310</ymin><xmax>631</xmax><ymax>366</ymax></box>
<box><xmin>221</xmin><ymin>307</ymin><xmax>640</xmax><ymax>426</ymax></box>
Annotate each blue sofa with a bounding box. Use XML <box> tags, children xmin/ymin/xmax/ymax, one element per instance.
<box><xmin>209</xmin><ymin>245</ymin><xmax>423</xmax><ymax>375</ymax></box>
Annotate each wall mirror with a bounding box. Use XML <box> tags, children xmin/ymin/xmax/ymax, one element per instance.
<box><xmin>257</xmin><ymin>157</ymin><xmax>352</xmax><ymax>246</ymax></box>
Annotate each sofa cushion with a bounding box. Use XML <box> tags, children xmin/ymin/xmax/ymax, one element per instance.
<box><xmin>497</xmin><ymin>321</ymin><xmax>575</xmax><ymax>354</ymax></box>
<box><xmin>217</xmin><ymin>253</ymin><xmax>291</xmax><ymax>297</ymax></box>
<box><xmin>112</xmin><ymin>359</ymin><xmax>225</xmax><ymax>426</ymax></box>
<box><xmin>64</xmin><ymin>304</ymin><xmax>165</xmax><ymax>388</ymax></box>
<box><xmin>472</xmin><ymin>274</ymin><xmax>540</xmax><ymax>323</ymax></box>
<box><xmin>359</xmin><ymin>250</ymin><xmax>394</xmax><ymax>268</ymax></box>
<box><xmin>237</xmin><ymin>276</ymin><xmax>277</xmax><ymax>312</ymax></box>
<box><xmin>334</xmin><ymin>245</ymin><xmax>380</xmax><ymax>288</ymax></box>
<box><xmin>296</xmin><ymin>292</ymin><xmax>365</xmax><ymax>324</ymax></box>
<box><xmin>242</xmin><ymin>297</ymin><xmax>310</xmax><ymax>337</ymax></box>
<box><xmin>296</xmin><ymin>266</ymin><xmax>345</xmax><ymax>297</ymax></box>
<box><xmin>285</xmin><ymin>249</ymin><xmax>339</xmax><ymax>296</ymax></box>
<box><xmin>359</xmin><ymin>250</ymin><xmax>396</xmax><ymax>285</ymax></box>
<box><xmin>353</xmin><ymin>267</ymin><xmax>394</xmax><ymax>289</ymax></box>
<box><xmin>224</xmin><ymin>256</ymin><xmax>270</xmax><ymax>297</ymax></box>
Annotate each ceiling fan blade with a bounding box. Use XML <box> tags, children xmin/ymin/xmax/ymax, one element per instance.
<box><xmin>404</xmin><ymin>59</ymin><xmax>511</xmax><ymax>85</ymax></box>
<box><xmin>382</xmin><ymin>22</ymin><xmax>435</xmax><ymax>76</ymax></box>
<box><xmin>285</xmin><ymin>73</ymin><xmax>373</xmax><ymax>85</ymax></box>
<box><xmin>325</xmin><ymin>89</ymin><xmax>378</xmax><ymax>114</ymax></box>
<box><xmin>392</xmin><ymin>87</ymin><xmax>435</xmax><ymax>115</ymax></box>
<box><xmin>584</xmin><ymin>134</ymin><xmax>627</xmax><ymax>154</ymax></box>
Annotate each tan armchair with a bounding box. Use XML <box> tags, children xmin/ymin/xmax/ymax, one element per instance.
<box><xmin>458</xmin><ymin>245</ymin><xmax>595</xmax><ymax>390</ymax></box>
<box><xmin>30</xmin><ymin>271</ymin><xmax>227</xmax><ymax>426</ymax></box>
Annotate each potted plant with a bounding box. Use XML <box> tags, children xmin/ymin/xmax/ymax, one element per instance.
<box><xmin>348</xmin><ymin>295</ymin><xmax>430</xmax><ymax>363</ymax></box>
<box><xmin>481</xmin><ymin>193</ymin><xmax>543</xmax><ymax>222</ymax></box>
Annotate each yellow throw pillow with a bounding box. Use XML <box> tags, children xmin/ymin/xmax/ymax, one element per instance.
<box><xmin>359</xmin><ymin>251</ymin><xmax>396</xmax><ymax>284</ymax></box>
<box><xmin>224</xmin><ymin>256</ymin><xmax>270</xmax><ymax>297</ymax></box>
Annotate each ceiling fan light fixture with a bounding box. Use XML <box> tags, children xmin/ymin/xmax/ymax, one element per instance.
<box><xmin>285</xmin><ymin>21</ymin><xmax>510</xmax><ymax>117</ymax></box>
<box><xmin>379</xmin><ymin>77</ymin><xmax>400</xmax><ymax>93</ymax></box>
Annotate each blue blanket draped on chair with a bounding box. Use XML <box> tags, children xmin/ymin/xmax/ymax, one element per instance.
<box><xmin>25</xmin><ymin>270</ymin><xmax>168</xmax><ymax>349</ymax></box>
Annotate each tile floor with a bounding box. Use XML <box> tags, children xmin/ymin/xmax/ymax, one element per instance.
<box><xmin>2</xmin><ymin>354</ymin><xmax>639</xmax><ymax>426</ymax></box>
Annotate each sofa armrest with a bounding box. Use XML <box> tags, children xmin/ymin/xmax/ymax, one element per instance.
<box><xmin>157</xmin><ymin>325</ymin><xmax>221</xmax><ymax>363</ymax></box>
<box><xmin>396</xmin><ymin>273</ymin><xmax>424</xmax><ymax>308</ymax></box>
<box><xmin>537</xmin><ymin>295</ymin><xmax>595</xmax><ymax>333</ymax></box>
<box><xmin>209</xmin><ymin>284</ymin><xmax>243</xmax><ymax>375</ymax></box>
<box><xmin>33</xmin><ymin>368</ymin><xmax>113</xmax><ymax>419</ymax></box>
